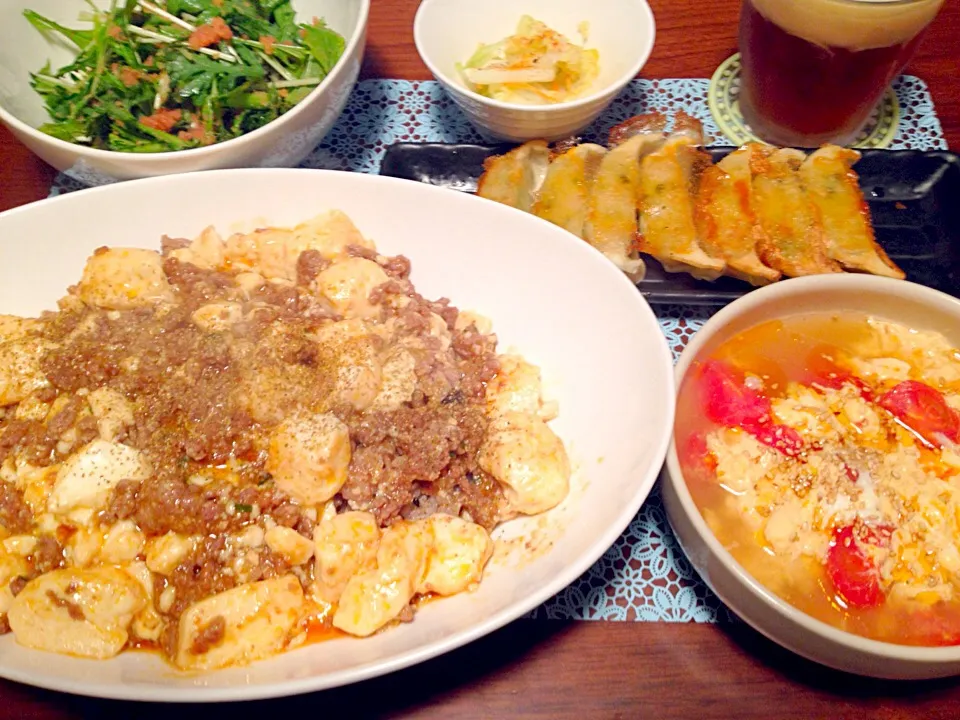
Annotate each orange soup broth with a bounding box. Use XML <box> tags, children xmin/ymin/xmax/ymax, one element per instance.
<box><xmin>676</xmin><ymin>312</ymin><xmax>960</xmax><ymax>647</ymax></box>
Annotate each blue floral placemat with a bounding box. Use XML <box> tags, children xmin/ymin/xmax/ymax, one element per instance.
<box><xmin>48</xmin><ymin>77</ymin><xmax>946</xmax><ymax>623</ymax></box>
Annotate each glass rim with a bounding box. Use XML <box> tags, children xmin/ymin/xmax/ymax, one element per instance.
<box><xmin>822</xmin><ymin>0</ymin><xmax>940</xmax><ymax>4</ymax></box>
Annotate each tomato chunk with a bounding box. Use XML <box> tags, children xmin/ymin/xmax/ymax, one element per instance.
<box><xmin>878</xmin><ymin>380</ymin><xmax>960</xmax><ymax>447</ymax></box>
<box><xmin>906</xmin><ymin>611</ymin><xmax>960</xmax><ymax>646</ymax></box>
<box><xmin>802</xmin><ymin>345</ymin><xmax>873</xmax><ymax>400</ymax></box>
<box><xmin>698</xmin><ymin>360</ymin><xmax>805</xmax><ymax>458</ymax></box>
<box><xmin>698</xmin><ymin>360</ymin><xmax>771</xmax><ymax>428</ymax></box>
<box><xmin>679</xmin><ymin>431</ymin><xmax>716</xmax><ymax>477</ymax></box>
<box><xmin>826</xmin><ymin>526</ymin><xmax>884</xmax><ymax>609</ymax></box>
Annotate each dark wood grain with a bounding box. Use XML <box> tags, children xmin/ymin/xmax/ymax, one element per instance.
<box><xmin>1</xmin><ymin>621</ymin><xmax>959</xmax><ymax>719</ymax></box>
<box><xmin>2</xmin><ymin>0</ymin><xmax>960</xmax><ymax>715</ymax></box>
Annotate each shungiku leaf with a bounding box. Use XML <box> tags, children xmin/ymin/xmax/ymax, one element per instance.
<box><xmin>299</xmin><ymin>22</ymin><xmax>345</xmax><ymax>75</ymax></box>
<box><xmin>22</xmin><ymin>1</ymin><xmax>344</xmax><ymax>153</ymax></box>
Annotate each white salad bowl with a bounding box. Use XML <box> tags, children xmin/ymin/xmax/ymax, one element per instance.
<box><xmin>0</xmin><ymin>169</ymin><xmax>675</xmax><ymax>701</ymax></box>
<box><xmin>662</xmin><ymin>274</ymin><xmax>960</xmax><ymax>680</ymax></box>
<box><xmin>0</xmin><ymin>0</ymin><xmax>368</xmax><ymax>183</ymax></box>
<box><xmin>413</xmin><ymin>0</ymin><xmax>656</xmax><ymax>142</ymax></box>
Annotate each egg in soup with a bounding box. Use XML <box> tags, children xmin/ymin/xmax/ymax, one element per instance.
<box><xmin>676</xmin><ymin>313</ymin><xmax>960</xmax><ymax>646</ymax></box>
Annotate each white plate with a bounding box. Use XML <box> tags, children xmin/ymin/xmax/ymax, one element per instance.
<box><xmin>0</xmin><ymin>170</ymin><xmax>674</xmax><ymax>701</ymax></box>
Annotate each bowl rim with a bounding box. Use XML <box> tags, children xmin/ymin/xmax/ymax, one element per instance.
<box><xmin>412</xmin><ymin>0</ymin><xmax>656</xmax><ymax>113</ymax></box>
<box><xmin>0</xmin><ymin>0</ymin><xmax>370</xmax><ymax>162</ymax></box>
<box><xmin>0</xmin><ymin>167</ymin><xmax>677</xmax><ymax>701</ymax></box>
<box><xmin>664</xmin><ymin>273</ymin><xmax>960</xmax><ymax>664</ymax></box>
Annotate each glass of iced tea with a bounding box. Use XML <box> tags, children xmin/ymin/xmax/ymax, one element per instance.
<box><xmin>738</xmin><ymin>0</ymin><xmax>944</xmax><ymax>147</ymax></box>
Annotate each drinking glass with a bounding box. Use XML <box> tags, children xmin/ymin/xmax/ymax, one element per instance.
<box><xmin>738</xmin><ymin>0</ymin><xmax>945</xmax><ymax>147</ymax></box>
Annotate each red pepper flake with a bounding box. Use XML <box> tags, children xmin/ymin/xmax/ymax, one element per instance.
<box><xmin>843</xmin><ymin>464</ymin><xmax>859</xmax><ymax>483</ymax></box>
<box><xmin>139</xmin><ymin>108</ymin><xmax>183</xmax><ymax>132</ymax></box>
<box><xmin>260</xmin><ymin>35</ymin><xmax>276</xmax><ymax>55</ymax></box>
<box><xmin>188</xmin><ymin>16</ymin><xmax>233</xmax><ymax>50</ymax></box>
<box><xmin>107</xmin><ymin>24</ymin><xmax>122</xmax><ymax>39</ymax></box>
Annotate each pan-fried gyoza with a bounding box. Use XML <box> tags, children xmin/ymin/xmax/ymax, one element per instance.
<box><xmin>476</xmin><ymin>113</ymin><xmax>904</xmax><ymax>286</ymax></box>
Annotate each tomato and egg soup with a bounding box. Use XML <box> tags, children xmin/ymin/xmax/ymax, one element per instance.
<box><xmin>676</xmin><ymin>312</ymin><xmax>960</xmax><ymax>646</ymax></box>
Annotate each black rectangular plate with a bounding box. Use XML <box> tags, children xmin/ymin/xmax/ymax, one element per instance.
<box><xmin>379</xmin><ymin>142</ymin><xmax>960</xmax><ymax>306</ymax></box>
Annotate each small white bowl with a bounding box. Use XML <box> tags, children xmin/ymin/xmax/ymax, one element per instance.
<box><xmin>662</xmin><ymin>274</ymin><xmax>960</xmax><ymax>680</ymax></box>
<box><xmin>413</xmin><ymin>0</ymin><xmax>655</xmax><ymax>142</ymax></box>
<box><xmin>0</xmin><ymin>0</ymin><xmax>369</xmax><ymax>183</ymax></box>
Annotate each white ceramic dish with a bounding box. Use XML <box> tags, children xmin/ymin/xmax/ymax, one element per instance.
<box><xmin>662</xmin><ymin>274</ymin><xmax>960</xmax><ymax>680</ymax></box>
<box><xmin>0</xmin><ymin>169</ymin><xmax>674</xmax><ymax>701</ymax></box>
<box><xmin>413</xmin><ymin>0</ymin><xmax>655</xmax><ymax>142</ymax></box>
<box><xmin>0</xmin><ymin>0</ymin><xmax>368</xmax><ymax>183</ymax></box>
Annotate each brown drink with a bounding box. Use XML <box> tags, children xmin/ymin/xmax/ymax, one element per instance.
<box><xmin>738</xmin><ymin>0</ymin><xmax>944</xmax><ymax>147</ymax></box>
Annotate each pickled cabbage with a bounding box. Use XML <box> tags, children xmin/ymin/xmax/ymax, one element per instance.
<box><xmin>458</xmin><ymin>16</ymin><xmax>600</xmax><ymax>105</ymax></box>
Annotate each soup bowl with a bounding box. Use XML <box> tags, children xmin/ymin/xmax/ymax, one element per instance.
<box><xmin>662</xmin><ymin>273</ymin><xmax>960</xmax><ymax>680</ymax></box>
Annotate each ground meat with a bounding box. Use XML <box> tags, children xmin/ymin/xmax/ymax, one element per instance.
<box><xmin>162</xmin><ymin>258</ymin><xmax>235</xmax><ymax>309</ymax></box>
<box><xmin>135</xmin><ymin>478</ymin><xmax>232</xmax><ymax>536</ymax></box>
<box><xmin>294</xmin><ymin>513</ymin><xmax>315</xmax><ymax>539</ymax></box>
<box><xmin>190</xmin><ymin>615</ymin><xmax>225</xmax><ymax>655</ymax></box>
<box><xmin>0</xmin><ymin>482</ymin><xmax>34</xmax><ymax>534</ymax></box>
<box><xmin>101</xmin><ymin>480</ymin><xmax>141</xmax><ymax>524</ymax></box>
<box><xmin>164</xmin><ymin>537</ymin><xmax>235</xmax><ymax>623</ymax></box>
<box><xmin>74</xmin><ymin>415</ymin><xmax>101</xmax><ymax>447</ymax></box>
<box><xmin>272</xmin><ymin>501</ymin><xmax>303</xmax><ymax>528</ymax></box>
<box><xmin>41</xmin><ymin>312</ymin><xmax>121</xmax><ymax>392</ymax></box>
<box><xmin>346</xmin><ymin>244</ymin><xmax>379</xmax><ymax>261</ymax></box>
<box><xmin>9</xmin><ymin>576</ymin><xmax>26</xmax><ymax>597</ymax></box>
<box><xmin>46</xmin><ymin>396</ymin><xmax>81</xmax><ymax>437</ymax></box>
<box><xmin>160</xmin><ymin>235</ymin><xmax>191</xmax><ymax>255</ymax></box>
<box><xmin>28</xmin><ymin>536</ymin><xmax>64</xmax><ymax>575</ymax></box>
<box><xmin>295</xmin><ymin>250</ymin><xmax>328</xmax><ymax>285</ymax></box>
<box><xmin>0</xmin><ymin>417</ymin><xmax>58</xmax><ymax>468</ymax></box>
<box><xmin>342</xmin><ymin>398</ymin><xmax>502</xmax><ymax>528</ymax></box>
<box><xmin>0</xmin><ymin>420</ymin><xmax>31</xmax><ymax>463</ymax></box>
<box><xmin>46</xmin><ymin>590</ymin><xmax>85</xmax><ymax>621</ymax></box>
<box><xmin>246</xmin><ymin>548</ymin><xmax>291</xmax><ymax>583</ymax></box>
<box><xmin>372</xmin><ymin>279</ymin><xmax>459</xmax><ymax>332</ymax></box>
<box><xmin>135</xmin><ymin>477</ymin><xmax>307</xmax><ymax>537</ymax></box>
<box><xmin>380</xmin><ymin>254</ymin><xmax>411</xmax><ymax>279</ymax></box>
<box><xmin>35</xmin><ymin>386</ymin><xmax>58</xmax><ymax>403</ymax></box>
<box><xmin>20</xmin><ymin>424</ymin><xmax>57</xmax><ymax>466</ymax></box>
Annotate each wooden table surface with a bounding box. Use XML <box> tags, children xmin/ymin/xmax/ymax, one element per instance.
<box><xmin>2</xmin><ymin>0</ymin><xmax>960</xmax><ymax>717</ymax></box>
